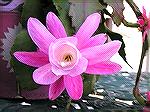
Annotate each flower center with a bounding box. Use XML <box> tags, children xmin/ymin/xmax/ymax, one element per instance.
<box><xmin>50</xmin><ymin>40</ymin><xmax>80</xmax><ymax>69</ymax></box>
<box><xmin>60</xmin><ymin>54</ymin><xmax>73</xmax><ymax>67</ymax></box>
<box><xmin>63</xmin><ymin>54</ymin><xmax>73</xmax><ymax>62</ymax></box>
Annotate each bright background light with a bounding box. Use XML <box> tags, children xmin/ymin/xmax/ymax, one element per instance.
<box><xmin>109</xmin><ymin>0</ymin><xmax>150</xmax><ymax>72</ymax></box>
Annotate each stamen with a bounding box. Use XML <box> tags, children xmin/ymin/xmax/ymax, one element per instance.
<box><xmin>60</xmin><ymin>54</ymin><xmax>73</xmax><ymax>67</ymax></box>
<box><xmin>63</xmin><ymin>54</ymin><xmax>73</xmax><ymax>62</ymax></box>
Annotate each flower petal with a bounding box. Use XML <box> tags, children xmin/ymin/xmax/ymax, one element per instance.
<box><xmin>81</xmin><ymin>41</ymin><xmax>122</xmax><ymax>65</ymax></box>
<box><xmin>49</xmin><ymin>77</ymin><xmax>65</xmax><ymax>100</ymax></box>
<box><xmin>146</xmin><ymin>91</ymin><xmax>150</xmax><ymax>101</ymax></box>
<box><xmin>46</xmin><ymin>12</ymin><xmax>67</xmax><ymax>38</ymax></box>
<box><xmin>27</xmin><ymin>17</ymin><xmax>56</xmax><ymax>54</ymax></box>
<box><xmin>14</xmin><ymin>51</ymin><xmax>49</xmax><ymax>67</ymax></box>
<box><xmin>142</xmin><ymin>6</ymin><xmax>147</xmax><ymax>19</ymax></box>
<box><xmin>64</xmin><ymin>75</ymin><xmax>83</xmax><ymax>100</ymax></box>
<box><xmin>85</xmin><ymin>61</ymin><xmax>121</xmax><ymax>75</ymax></box>
<box><xmin>80</xmin><ymin>33</ymin><xmax>107</xmax><ymax>49</ymax></box>
<box><xmin>76</xmin><ymin>13</ymin><xmax>101</xmax><ymax>48</ymax></box>
<box><xmin>33</xmin><ymin>64</ymin><xmax>61</xmax><ymax>85</ymax></box>
<box><xmin>51</xmin><ymin>65</ymin><xmax>70</xmax><ymax>76</ymax></box>
<box><xmin>69</xmin><ymin>56</ymin><xmax>88</xmax><ymax>77</ymax></box>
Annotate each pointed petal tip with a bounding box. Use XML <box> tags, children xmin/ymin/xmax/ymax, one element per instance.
<box><xmin>112</xmin><ymin>40</ymin><xmax>122</xmax><ymax>47</ymax></box>
<box><xmin>47</xmin><ymin>12</ymin><xmax>55</xmax><ymax>17</ymax></box>
<box><xmin>13</xmin><ymin>52</ymin><xmax>18</xmax><ymax>57</ymax></box>
<box><xmin>13</xmin><ymin>52</ymin><xmax>21</xmax><ymax>59</ymax></box>
<box><xmin>71</xmin><ymin>96</ymin><xmax>82</xmax><ymax>100</ymax></box>
<box><xmin>92</xmin><ymin>12</ymin><xmax>101</xmax><ymax>17</ymax></box>
<box><xmin>48</xmin><ymin>96</ymin><xmax>56</xmax><ymax>100</ymax></box>
<box><xmin>46</xmin><ymin>12</ymin><xmax>55</xmax><ymax>21</ymax></box>
<box><xmin>64</xmin><ymin>75</ymin><xmax>83</xmax><ymax>100</ymax></box>
<box><xmin>76</xmin><ymin>12</ymin><xmax>101</xmax><ymax>48</ymax></box>
<box><xmin>27</xmin><ymin>17</ymin><xmax>42</xmax><ymax>28</ymax></box>
<box><xmin>27</xmin><ymin>17</ymin><xmax>35</xmax><ymax>24</ymax></box>
<box><xmin>90</xmin><ymin>12</ymin><xmax>101</xmax><ymax>20</ymax></box>
<box><xmin>46</xmin><ymin>11</ymin><xmax>67</xmax><ymax>38</ymax></box>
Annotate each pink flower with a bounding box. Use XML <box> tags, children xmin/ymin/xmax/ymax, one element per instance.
<box><xmin>143</xmin><ymin>92</ymin><xmax>150</xmax><ymax>112</ymax></box>
<box><xmin>14</xmin><ymin>12</ymin><xmax>122</xmax><ymax>100</ymax></box>
<box><xmin>137</xmin><ymin>6</ymin><xmax>150</xmax><ymax>41</ymax></box>
<box><xmin>146</xmin><ymin>91</ymin><xmax>150</xmax><ymax>101</ymax></box>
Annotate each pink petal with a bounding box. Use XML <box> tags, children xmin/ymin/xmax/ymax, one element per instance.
<box><xmin>14</xmin><ymin>51</ymin><xmax>49</xmax><ymax>67</ymax></box>
<box><xmin>142</xmin><ymin>6</ymin><xmax>147</xmax><ymax>19</ymax></box>
<box><xmin>64</xmin><ymin>75</ymin><xmax>83</xmax><ymax>100</ymax></box>
<box><xmin>76</xmin><ymin>13</ymin><xmax>101</xmax><ymax>49</ymax></box>
<box><xmin>69</xmin><ymin>56</ymin><xmax>88</xmax><ymax>77</ymax></box>
<box><xmin>146</xmin><ymin>91</ymin><xmax>150</xmax><ymax>101</ymax></box>
<box><xmin>80</xmin><ymin>34</ymin><xmax>107</xmax><ymax>49</ymax></box>
<box><xmin>46</xmin><ymin>12</ymin><xmax>67</xmax><ymax>38</ymax></box>
<box><xmin>51</xmin><ymin>65</ymin><xmax>70</xmax><ymax>76</ymax></box>
<box><xmin>81</xmin><ymin>41</ymin><xmax>122</xmax><ymax>65</ymax></box>
<box><xmin>49</xmin><ymin>77</ymin><xmax>65</xmax><ymax>100</ymax></box>
<box><xmin>137</xmin><ymin>19</ymin><xmax>145</xmax><ymax>27</ymax></box>
<box><xmin>27</xmin><ymin>17</ymin><xmax>56</xmax><ymax>54</ymax></box>
<box><xmin>33</xmin><ymin>64</ymin><xmax>61</xmax><ymax>85</ymax></box>
<box><xmin>86</xmin><ymin>61</ymin><xmax>121</xmax><ymax>75</ymax></box>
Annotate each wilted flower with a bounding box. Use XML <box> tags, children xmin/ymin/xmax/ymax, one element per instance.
<box><xmin>137</xmin><ymin>6</ymin><xmax>150</xmax><ymax>42</ymax></box>
<box><xmin>14</xmin><ymin>12</ymin><xmax>121</xmax><ymax>100</ymax></box>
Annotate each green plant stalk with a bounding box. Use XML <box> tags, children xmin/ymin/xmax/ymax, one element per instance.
<box><xmin>125</xmin><ymin>0</ymin><xmax>148</xmax><ymax>105</ymax></box>
<box><xmin>66</xmin><ymin>98</ymin><xmax>72</xmax><ymax>112</ymax></box>
<box><xmin>125</xmin><ymin>0</ymin><xmax>142</xmax><ymax>18</ymax></box>
<box><xmin>133</xmin><ymin>40</ymin><xmax>147</xmax><ymax>105</ymax></box>
<box><xmin>122</xmin><ymin>19</ymin><xmax>139</xmax><ymax>28</ymax></box>
<box><xmin>133</xmin><ymin>87</ymin><xmax>146</xmax><ymax>105</ymax></box>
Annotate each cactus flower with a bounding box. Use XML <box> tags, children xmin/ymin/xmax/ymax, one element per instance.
<box><xmin>14</xmin><ymin>12</ymin><xmax>121</xmax><ymax>100</ymax></box>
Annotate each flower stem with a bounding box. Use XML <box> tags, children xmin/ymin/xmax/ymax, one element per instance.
<box><xmin>66</xmin><ymin>98</ymin><xmax>72</xmax><ymax>112</ymax></box>
<box><xmin>133</xmin><ymin>38</ymin><xmax>148</xmax><ymax>105</ymax></box>
<box><xmin>125</xmin><ymin>0</ymin><xmax>149</xmax><ymax>105</ymax></box>
<box><xmin>125</xmin><ymin>0</ymin><xmax>142</xmax><ymax>18</ymax></box>
<box><xmin>122</xmin><ymin>19</ymin><xmax>139</xmax><ymax>28</ymax></box>
<box><xmin>133</xmin><ymin>87</ymin><xmax>146</xmax><ymax>105</ymax></box>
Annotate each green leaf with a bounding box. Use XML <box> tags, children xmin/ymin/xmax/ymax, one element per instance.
<box><xmin>107</xmin><ymin>30</ymin><xmax>132</xmax><ymax>68</ymax></box>
<box><xmin>11</xmin><ymin>29</ymin><xmax>39</xmax><ymax>90</ymax></box>
<box><xmin>21</xmin><ymin>0</ymin><xmax>43</xmax><ymax>27</ymax></box>
<box><xmin>103</xmin><ymin>0</ymin><xmax>125</xmax><ymax>26</ymax></box>
<box><xmin>69</xmin><ymin>0</ymin><xmax>106</xmax><ymax>31</ymax></box>
<box><xmin>53</xmin><ymin>0</ymin><xmax>74</xmax><ymax>35</ymax></box>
